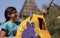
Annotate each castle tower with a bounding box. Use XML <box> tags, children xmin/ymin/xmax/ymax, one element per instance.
<box><xmin>19</xmin><ymin>0</ymin><xmax>40</xmax><ymax>18</ymax></box>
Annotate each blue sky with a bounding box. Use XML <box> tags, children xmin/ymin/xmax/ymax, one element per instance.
<box><xmin>0</xmin><ymin>0</ymin><xmax>60</xmax><ymax>23</ymax></box>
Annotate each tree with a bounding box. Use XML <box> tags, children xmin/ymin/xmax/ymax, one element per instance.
<box><xmin>42</xmin><ymin>5</ymin><xmax>60</xmax><ymax>38</ymax></box>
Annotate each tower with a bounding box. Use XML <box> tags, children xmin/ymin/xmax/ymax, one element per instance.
<box><xmin>19</xmin><ymin>0</ymin><xmax>40</xmax><ymax>18</ymax></box>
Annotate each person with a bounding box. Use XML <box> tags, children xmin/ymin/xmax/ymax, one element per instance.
<box><xmin>0</xmin><ymin>7</ymin><xmax>18</xmax><ymax>38</ymax></box>
<box><xmin>16</xmin><ymin>14</ymin><xmax>51</xmax><ymax>38</ymax></box>
<box><xmin>42</xmin><ymin>0</ymin><xmax>54</xmax><ymax>17</ymax></box>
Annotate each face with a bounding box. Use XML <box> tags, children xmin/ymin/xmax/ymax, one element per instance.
<box><xmin>9</xmin><ymin>10</ymin><xmax>18</xmax><ymax>20</ymax></box>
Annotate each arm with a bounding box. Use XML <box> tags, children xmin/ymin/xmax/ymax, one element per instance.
<box><xmin>48</xmin><ymin>0</ymin><xmax>54</xmax><ymax>8</ymax></box>
<box><xmin>42</xmin><ymin>0</ymin><xmax>54</xmax><ymax>17</ymax></box>
<box><xmin>0</xmin><ymin>23</ymin><xmax>8</xmax><ymax>38</ymax></box>
<box><xmin>46</xmin><ymin>0</ymin><xmax>54</xmax><ymax>13</ymax></box>
<box><xmin>42</xmin><ymin>17</ymin><xmax>47</xmax><ymax>30</ymax></box>
<box><xmin>53</xmin><ymin>3</ymin><xmax>60</xmax><ymax>11</ymax></box>
<box><xmin>0</xmin><ymin>30</ymin><xmax>7</xmax><ymax>38</ymax></box>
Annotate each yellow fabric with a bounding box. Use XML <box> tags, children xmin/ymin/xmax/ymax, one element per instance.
<box><xmin>16</xmin><ymin>14</ymin><xmax>51</xmax><ymax>38</ymax></box>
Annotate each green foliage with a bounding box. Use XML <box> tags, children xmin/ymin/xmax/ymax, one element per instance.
<box><xmin>44</xmin><ymin>6</ymin><xmax>60</xmax><ymax>38</ymax></box>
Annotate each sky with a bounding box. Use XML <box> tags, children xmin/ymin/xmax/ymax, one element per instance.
<box><xmin>0</xmin><ymin>0</ymin><xmax>60</xmax><ymax>23</ymax></box>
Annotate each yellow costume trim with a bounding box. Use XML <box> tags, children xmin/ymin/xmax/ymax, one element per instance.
<box><xmin>16</xmin><ymin>14</ymin><xmax>51</xmax><ymax>38</ymax></box>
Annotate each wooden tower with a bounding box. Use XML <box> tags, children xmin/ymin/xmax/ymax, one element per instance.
<box><xmin>19</xmin><ymin>0</ymin><xmax>40</xmax><ymax>18</ymax></box>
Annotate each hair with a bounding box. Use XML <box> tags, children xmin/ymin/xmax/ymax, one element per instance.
<box><xmin>4</xmin><ymin>7</ymin><xmax>17</xmax><ymax>22</ymax></box>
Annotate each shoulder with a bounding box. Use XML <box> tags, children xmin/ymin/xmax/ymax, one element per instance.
<box><xmin>2</xmin><ymin>22</ymin><xmax>8</xmax><ymax>27</ymax></box>
<box><xmin>2</xmin><ymin>22</ymin><xmax>9</xmax><ymax>28</ymax></box>
<box><xmin>3</xmin><ymin>22</ymin><xmax>9</xmax><ymax>25</ymax></box>
<box><xmin>1</xmin><ymin>22</ymin><xmax>9</xmax><ymax>31</ymax></box>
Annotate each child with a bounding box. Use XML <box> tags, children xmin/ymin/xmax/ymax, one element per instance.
<box><xmin>0</xmin><ymin>7</ymin><xmax>18</xmax><ymax>38</ymax></box>
<box><xmin>42</xmin><ymin>0</ymin><xmax>54</xmax><ymax>17</ymax></box>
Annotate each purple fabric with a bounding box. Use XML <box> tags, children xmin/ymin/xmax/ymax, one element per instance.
<box><xmin>22</xmin><ymin>22</ymin><xmax>37</xmax><ymax>38</ymax></box>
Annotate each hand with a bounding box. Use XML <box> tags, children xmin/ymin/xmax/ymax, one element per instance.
<box><xmin>42</xmin><ymin>9</ymin><xmax>48</xmax><ymax>13</ymax></box>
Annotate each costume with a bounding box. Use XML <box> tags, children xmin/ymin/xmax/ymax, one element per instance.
<box><xmin>16</xmin><ymin>14</ymin><xmax>51</xmax><ymax>38</ymax></box>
